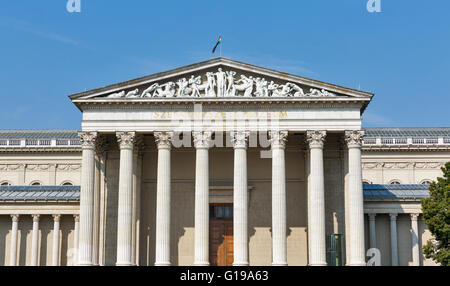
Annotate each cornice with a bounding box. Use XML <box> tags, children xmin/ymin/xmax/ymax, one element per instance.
<box><xmin>0</xmin><ymin>147</ymin><xmax>81</xmax><ymax>153</ymax></box>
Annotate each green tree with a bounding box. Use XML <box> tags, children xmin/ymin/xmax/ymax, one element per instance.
<box><xmin>421</xmin><ymin>162</ymin><xmax>450</xmax><ymax>266</ymax></box>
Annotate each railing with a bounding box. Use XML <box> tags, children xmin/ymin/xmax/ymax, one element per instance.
<box><xmin>0</xmin><ymin>138</ymin><xmax>81</xmax><ymax>148</ymax></box>
<box><xmin>363</xmin><ymin>137</ymin><xmax>449</xmax><ymax>146</ymax></box>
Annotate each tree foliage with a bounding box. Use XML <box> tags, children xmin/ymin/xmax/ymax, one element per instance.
<box><xmin>421</xmin><ymin>162</ymin><xmax>450</xmax><ymax>266</ymax></box>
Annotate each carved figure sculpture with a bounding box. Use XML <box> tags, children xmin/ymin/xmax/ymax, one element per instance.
<box><xmin>267</xmin><ymin>81</ymin><xmax>279</xmax><ymax>97</ymax></box>
<box><xmin>214</xmin><ymin>68</ymin><xmax>227</xmax><ymax>97</ymax></box>
<box><xmin>176</xmin><ymin>78</ymin><xmax>190</xmax><ymax>97</ymax></box>
<box><xmin>141</xmin><ymin>83</ymin><xmax>159</xmax><ymax>98</ymax></box>
<box><xmin>125</xmin><ymin>89</ymin><xmax>140</xmax><ymax>98</ymax></box>
<box><xmin>205</xmin><ymin>72</ymin><xmax>216</xmax><ymax>97</ymax></box>
<box><xmin>189</xmin><ymin>75</ymin><xmax>202</xmax><ymax>97</ymax></box>
<box><xmin>226</xmin><ymin>71</ymin><xmax>237</xmax><ymax>97</ymax></box>
<box><xmin>272</xmin><ymin>83</ymin><xmax>291</xmax><ymax>97</ymax></box>
<box><xmin>235</xmin><ymin>75</ymin><xmax>254</xmax><ymax>97</ymax></box>
<box><xmin>287</xmin><ymin>83</ymin><xmax>304</xmax><ymax>97</ymax></box>
<box><xmin>106</xmin><ymin>91</ymin><xmax>126</xmax><ymax>98</ymax></box>
<box><xmin>154</xmin><ymin>82</ymin><xmax>176</xmax><ymax>98</ymax></box>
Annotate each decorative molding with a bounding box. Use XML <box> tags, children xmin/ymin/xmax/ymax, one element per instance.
<box><xmin>116</xmin><ymin>131</ymin><xmax>136</xmax><ymax>150</ymax></box>
<box><xmin>410</xmin><ymin>213</ymin><xmax>419</xmax><ymax>221</ymax></box>
<box><xmin>31</xmin><ymin>214</ymin><xmax>40</xmax><ymax>222</ymax></box>
<box><xmin>362</xmin><ymin>162</ymin><xmax>445</xmax><ymax>170</ymax></box>
<box><xmin>78</xmin><ymin>131</ymin><xmax>98</xmax><ymax>149</ymax></box>
<box><xmin>230</xmin><ymin>131</ymin><xmax>250</xmax><ymax>149</ymax></box>
<box><xmin>345</xmin><ymin>130</ymin><xmax>365</xmax><ymax>147</ymax></box>
<box><xmin>74</xmin><ymin>215</ymin><xmax>80</xmax><ymax>222</ymax></box>
<box><xmin>102</xmin><ymin>68</ymin><xmax>338</xmax><ymax>100</ymax></box>
<box><xmin>11</xmin><ymin>214</ymin><xmax>20</xmax><ymax>222</ymax></box>
<box><xmin>306</xmin><ymin>130</ymin><xmax>327</xmax><ymax>149</ymax></box>
<box><xmin>56</xmin><ymin>164</ymin><xmax>81</xmax><ymax>171</ymax></box>
<box><xmin>193</xmin><ymin>131</ymin><xmax>213</xmax><ymax>149</ymax></box>
<box><xmin>154</xmin><ymin>132</ymin><xmax>173</xmax><ymax>149</ymax></box>
<box><xmin>52</xmin><ymin>214</ymin><xmax>61</xmax><ymax>222</ymax></box>
<box><xmin>269</xmin><ymin>130</ymin><xmax>288</xmax><ymax>149</ymax></box>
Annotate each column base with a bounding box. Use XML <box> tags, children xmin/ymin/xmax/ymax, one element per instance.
<box><xmin>116</xmin><ymin>262</ymin><xmax>134</xmax><ymax>266</ymax></box>
<box><xmin>348</xmin><ymin>262</ymin><xmax>367</xmax><ymax>266</ymax></box>
<box><xmin>155</xmin><ymin>261</ymin><xmax>171</xmax><ymax>266</ymax></box>
<box><xmin>232</xmin><ymin>262</ymin><xmax>249</xmax><ymax>266</ymax></box>
<box><xmin>194</xmin><ymin>262</ymin><xmax>210</xmax><ymax>266</ymax></box>
<box><xmin>272</xmin><ymin>262</ymin><xmax>288</xmax><ymax>266</ymax></box>
<box><xmin>77</xmin><ymin>261</ymin><xmax>95</xmax><ymax>266</ymax></box>
<box><xmin>308</xmin><ymin>262</ymin><xmax>327</xmax><ymax>266</ymax></box>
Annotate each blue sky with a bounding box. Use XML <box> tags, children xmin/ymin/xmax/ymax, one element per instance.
<box><xmin>0</xmin><ymin>1</ymin><xmax>448</xmax><ymax>129</ymax></box>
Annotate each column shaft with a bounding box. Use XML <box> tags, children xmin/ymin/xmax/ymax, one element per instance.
<box><xmin>306</xmin><ymin>130</ymin><xmax>327</xmax><ymax>266</ymax></box>
<box><xmin>390</xmin><ymin>214</ymin><xmax>399</xmax><ymax>266</ymax></box>
<box><xmin>193</xmin><ymin>131</ymin><xmax>212</xmax><ymax>266</ymax></box>
<box><xmin>270</xmin><ymin>131</ymin><xmax>288</xmax><ymax>266</ymax></box>
<box><xmin>231</xmin><ymin>131</ymin><xmax>249</xmax><ymax>266</ymax></box>
<box><xmin>155</xmin><ymin>132</ymin><xmax>172</xmax><ymax>266</ymax></box>
<box><xmin>52</xmin><ymin>215</ymin><xmax>61</xmax><ymax>266</ymax></box>
<box><xmin>31</xmin><ymin>215</ymin><xmax>40</xmax><ymax>266</ymax></box>
<box><xmin>77</xmin><ymin>131</ymin><xmax>97</xmax><ymax>266</ymax></box>
<box><xmin>411</xmin><ymin>214</ymin><xmax>420</xmax><ymax>266</ymax></box>
<box><xmin>73</xmin><ymin>215</ymin><xmax>80</xmax><ymax>266</ymax></box>
<box><xmin>10</xmin><ymin>215</ymin><xmax>19</xmax><ymax>266</ymax></box>
<box><xmin>368</xmin><ymin>214</ymin><xmax>377</xmax><ymax>250</ymax></box>
<box><xmin>345</xmin><ymin>131</ymin><xmax>366</xmax><ymax>266</ymax></box>
<box><xmin>116</xmin><ymin>132</ymin><xmax>135</xmax><ymax>266</ymax></box>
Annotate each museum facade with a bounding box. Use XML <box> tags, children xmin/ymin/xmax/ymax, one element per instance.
<box><xmin>0</xmin><ymin>58</ymin><xmax>448</xmax><ymax>266</ymax></box>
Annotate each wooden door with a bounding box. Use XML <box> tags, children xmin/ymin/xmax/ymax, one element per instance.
<box><xmin>209</xmin><ymin>204</ymin><xmax>234</xmax><ymax>266</ymax></box>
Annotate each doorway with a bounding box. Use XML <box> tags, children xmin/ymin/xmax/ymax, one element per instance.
<box><xmin>209</xmin><ymin>203</ymin><xmax>233</xmax><ymax>266</ymax></box>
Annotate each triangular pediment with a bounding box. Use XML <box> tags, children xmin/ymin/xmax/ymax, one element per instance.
<box><xmin>70</xmin><ymin>57</ymin><xmax>373</xmax><ymax>101</ymax></box>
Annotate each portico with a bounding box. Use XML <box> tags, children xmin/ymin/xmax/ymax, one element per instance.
<box><xmin>70</xmin><ymin>58</ymin><xmax>373</xmax><ymax>266</ymax></box>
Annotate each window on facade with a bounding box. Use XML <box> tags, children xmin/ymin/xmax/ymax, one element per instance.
<box><xmin>210</xmin><ymin>204</ymin><xmax>233</xmax><ymax>219</ymax></box>
<box><xmin>362</xmin><ymin>180</ymin><xmax>371</xmax><ymax>185</ymax></box>
<box><xmin>31</xmin><ymin>182</ymin><xmax>42</xmax><ymax>186</ymax></box>
<box><xmin>389</xmin><ymin>180</ymin><xmax>401</xmax><ymax>185</ymax></box>
<box><xmin>62</xmin><ymin>182</ymin><xmax>73</xmax><ymax>186</ymax></box>
<box><xmin>0</xmin><ymin>182</ymin><xmax>11</xmax><ymax>186</ymax></box>
<box><xmin>421</xmin><ymin>180</ymin><xmax>432</xmax><ymax>185</ymax></box>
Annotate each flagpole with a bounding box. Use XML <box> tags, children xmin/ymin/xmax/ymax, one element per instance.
<box><xmin>220</xmin><ymin>37</ymin><xmax>222</xmax><ymax>57</ymax></box>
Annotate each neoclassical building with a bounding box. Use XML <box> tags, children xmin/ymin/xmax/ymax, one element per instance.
<box><xmin>0</xmin><ymin>58</ymin><xmax>449</xmax><ymax>266</ymax></box>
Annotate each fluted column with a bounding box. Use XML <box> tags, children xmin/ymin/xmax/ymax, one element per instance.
<box><xmin>52</xmin><ymin>215</ymin><xmax>61</xmax><ymax>266</ymax></box>
<box><xmin>410</xmin><ymin>214</ymin><xmax>420</xmax><ymax>266</ymax></box>
<box><xmin>368</xmin><ymin>213</ymin><xmax>377</xmax><ymax>250</ymax></box>
<box><xmin>193</xmin><ymin>131</ymin><xmax>213</xmax><ymax>266</ymax></box>
<box><xmin>73</xmin><ymin>215</ymin><xmax>80</xmax><ymax>266</ymax></box>
<box><xmin>115</xmin><ymin>132</ymin><xmax>136</xmax><ymax>266</ymax></box>
<box><xmin>10</xmin><ymin>214</ymin><xmax>19</xmax><ymax>266</ymax></box>
<box><xmin>306</xmin><ymin>130</ymin><xmax>327</xmax><ymax>266</ymax></box>
<box><xmin>345</xmin><ymin>130</ymin><xmax>366</xmax><ymax>266</ymax></box>
<box><xmin>31</xmin><ymin>214</ymin><xmax>40</xmax><ymax>266</ymax></box>
<box><xmin>231</xmin><ymin>130</ymin><xmax>250</xmax><ymax>266</ymax></box>
<box><xmin>154</xmin><ymin>132</ymin><xmax>173</xmax><ymax>266</ymax></box>
<box><xmin>389</xmin><ymin>213</ymin><xmax>399</xmax><ymax>266</ymax></box>
<box><xmin>77</xmin><ymin>131</ymin><xmax>97</xmax><ymax>266</ymax></box>
<box><xmin>269</xmin><ymin>130</ymin><xmax>288</xmax><ymax>266</ymax></box>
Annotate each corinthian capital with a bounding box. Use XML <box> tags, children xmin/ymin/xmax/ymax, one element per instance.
<box><xmin>193</xmin><ymin>131</ymin><xmax>213</xmax><ymax>149</ymax></box>
<box><xmin>269</xmin><ymin>130</ymin><xmax>288</xmax><ymax>149</ymax></box>
<box><xmin>154</xmin><ymin>132</ymin><xmax>173</xmax><ymax>149</ymax></box>
<box><xmin>345</xmin><ymin>130</ymin><xmax>365</xmax><ymax>147</ymax></box>
<box><xmin>78</xmin><ymin>131</ymin><xmax>98</xmax><ymax>149</ymax></box>
<box><xmin>306</xmin><ymin>130</ymin><xmax>326</xmax><ymax>149</ymax></box>
<box><xmin>116</xmin><ymin>132</ymin><xmax>136</xmax><ymax>149</ymax></box>
<box><xmin>230</xmin><ymin>131</ymin><xmax>250</xmax><ymax>149</ymax></box>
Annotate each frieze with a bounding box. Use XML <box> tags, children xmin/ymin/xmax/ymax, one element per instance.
<box><xmin>103</xmin><ymin>68</ymin><xmax>338</xmax><ymax>99</ymax></box>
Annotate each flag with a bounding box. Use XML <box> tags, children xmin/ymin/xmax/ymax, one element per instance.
<box><xmin>212</xmin><ymin>36</ymin><xmax>222</xmax><ymax>54</ymax></box>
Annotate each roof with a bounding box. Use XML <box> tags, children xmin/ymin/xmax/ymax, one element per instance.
<box><xmin>363</xmin><ymin>184</ymin><xmax>430</xmax><ymax>200</ymax></box>
<box><xmin>0</xmin><ymin>184</ymin><xmax>430</xmax><ymax>202</ymax></box>
<box><xmin>0</xmin><ymin>186</ymin><xmax>80</xmax><ymax>201</ymax></box>
<box><xmin>0</xmin><ymin>130</ymin><xmax>79</xmax><ymax>140</ymax></box>
<box><xmin>1</xmin><ymin>128</ymin><xmax>449</xmax><ymax>140</ymax></box>
<box><xmin>363</xmin><ymin>128</ymin><xmax>450</xmax><ymax>138</ymax></box>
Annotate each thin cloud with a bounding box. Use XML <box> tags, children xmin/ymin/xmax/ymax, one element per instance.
<box><xmin>0</xmin><ymin>16</ymin><xmax>79</xmax><ymax>46</ymax></box>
